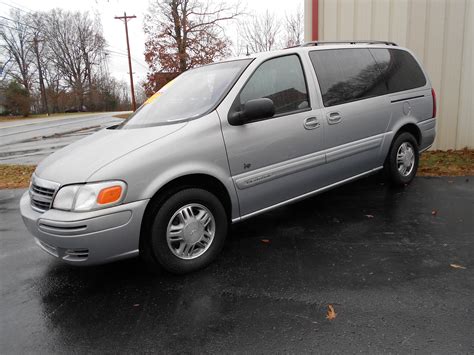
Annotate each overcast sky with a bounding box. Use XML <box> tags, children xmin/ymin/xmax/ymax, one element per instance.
<box><xmin>1</xmin><ymin>0</ymin><xmax>303</xmax><ymax>87</ymax></box>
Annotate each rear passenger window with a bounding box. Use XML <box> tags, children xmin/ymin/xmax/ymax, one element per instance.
<box><xmin>370</xmin><ymin>49</ymin><xmax>426</xmax><ymax>93</ymax></box>
<box><xmin>235</xmin><ymin>55</ymin><xmax>309</xmax><ymax>116</ymax></box>
<box><xmin>309</xmin><ymin>48</ymin><xmax>387</xmax><ymax>107</ymax></box>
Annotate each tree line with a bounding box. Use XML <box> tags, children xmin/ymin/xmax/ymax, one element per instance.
<box><xmin>0</xmin><ymin>9</ymin><xmax>132</xmax><ymax>116</ymax></box>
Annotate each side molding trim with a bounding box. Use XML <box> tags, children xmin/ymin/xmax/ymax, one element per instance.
<box><xmin>232</xmin><ymin>166</ymin><xmax>383</xmax><ymax>223</ymax></box>
<box><xmin>234</xmin><ymin>151</ymin><xmax>326</xmax><ymax>190</ymax></box>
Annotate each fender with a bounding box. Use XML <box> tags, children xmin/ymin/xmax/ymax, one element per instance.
<box><xmin>88</xmin><ymin>112</ymin><xmax>241</xmax><ymax>220</ymax></box>
<box><xmin>141</xmin><ymin>162</ymin><xmax>240</xmax><ymax>220</ymax></box>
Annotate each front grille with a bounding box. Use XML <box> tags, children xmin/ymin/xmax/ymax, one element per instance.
<box><xmin>29</xmin><ymin>175</ymin><xmax>59</xmax><ymax>212</ymax></box>
<box><xmin>31</xmin><ymin>198</ymin><xmax>52</xmax><ymax>211</ymax></box>
<box><xmin>31</xmin><ymin>184</ymin><xmax>55</xmax><ymax>197</ymax></box>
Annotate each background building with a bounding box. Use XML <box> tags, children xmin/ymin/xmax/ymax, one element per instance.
<box><xmin>304</xmin><ymin>0</ymin><xmax>473</xmax><ymax>150</ymax></box>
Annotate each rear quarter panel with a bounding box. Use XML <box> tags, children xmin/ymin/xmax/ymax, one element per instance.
<box><xmin>378</xmin><ymin>47</ymin><xmax>434</xmax><ymax>164</ymax></box>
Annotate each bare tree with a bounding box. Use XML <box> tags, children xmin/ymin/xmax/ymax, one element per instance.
<box><xmin>284</xmin><ymin>6</ymin><xmax>304</xmax><ymax>47</ymax></box>
<box><xmin>143</xmin><ymin>0</ymin><xmax>242</xmax><ymax>95</ymax></box>
<box><xmin>0</xmin><ymin>10</ymin><xmax>35</xmax><ymax>93</ymax></box>
<box><xmin>41</xmin><ymin>9</ymin><xmax>106</xmax><ymax>109</ymax></box>
<box><xmin>241</xmin><ymin>10</ymin><xmax>280</xmax><ymax>54</ymax></box>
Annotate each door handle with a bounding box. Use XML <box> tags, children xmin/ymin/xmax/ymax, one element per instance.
<box><xmin>303</xmin><ymin>116</ymin><xmax>320</xmax><ymax>130</ymax></box>
<box><xmin>327</xmin><ymin>112</ymin><xmax>342</xmax><ymax>124</ymax></box>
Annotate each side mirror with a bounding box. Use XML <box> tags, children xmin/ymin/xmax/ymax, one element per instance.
<box><xmin>229</xmin><ymin>98</ymin><xmax>275</xmax><ymax>125</ymax></box>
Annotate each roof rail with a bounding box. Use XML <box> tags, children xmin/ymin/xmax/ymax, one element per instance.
<box><xmin>301</xmin><ymin>40</ymin><xmax>398</xmax><ymax>47</ymax></box>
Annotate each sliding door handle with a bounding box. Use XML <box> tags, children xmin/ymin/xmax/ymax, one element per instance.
<box><xmin>327</xmin><ymin>112</ymin><xmax>342</xmax><ymax>124</ymax></box>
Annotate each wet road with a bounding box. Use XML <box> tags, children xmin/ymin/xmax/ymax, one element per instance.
<box><xmin>0</xmin><ymin>112</ymin><xmax>125</xmax><ymax>164</ymax></box>
<box><xmin>1</xmin><ymin>176</ymin><xmax>473</xmax><ymax>353</ymax></box>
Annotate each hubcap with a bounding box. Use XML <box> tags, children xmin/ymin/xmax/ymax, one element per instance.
<box><xmin>166</xmin><ymin>203</ymin><xmax>215</xmax><ymax>260</ymax></box>
<box><xmin>396</xmin><ymin>142</ymin><xmax>415</xmax><ymax>177</ymax></box>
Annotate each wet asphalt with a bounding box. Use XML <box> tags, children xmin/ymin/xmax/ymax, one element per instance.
<box><xmin>0</xmin><ymin>112</ymin><xmax>124</xmax><ymax>164</ymax></box>
<box><xmin>0</xmin><ymin>175</ymin><xmax>473</xmax><ymax>353</ymax></box>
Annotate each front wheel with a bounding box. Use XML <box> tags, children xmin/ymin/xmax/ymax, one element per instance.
<box><xmin>385</xmin><ymin>132</ymin><xmax>419</xmax><ymax>186</ymax></box>
<box><xmin>142</xmin><ymin>188</ymin><xmax>228</xmax><ymax>274</ymax></box>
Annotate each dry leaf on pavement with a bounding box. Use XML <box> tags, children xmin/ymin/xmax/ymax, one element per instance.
<box><xmin>326</xmin><ymin>304</ymin><xmax>337</xmax><ymax>320</ymax></box>
<box><xmin>450</xmin><ymin>263</ymin><xmax>466</xmax><ymax>269</ymax></box>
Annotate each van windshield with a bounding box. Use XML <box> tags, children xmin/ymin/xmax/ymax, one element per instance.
<box><xmin>120</xmin><ymin>59</ymin><xmax>252</xmax><ymax>128</ymax></box>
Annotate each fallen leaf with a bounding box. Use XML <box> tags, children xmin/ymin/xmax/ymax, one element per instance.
<box><xmin>450</xmin><ymin>263</ymin><xmax>466</xmax><ymax>270</ymax></box>
<box><xmin>431</xmin><ymin>210</ymin><xmax>438</xmax><ymax>216</ymax></box>
<box><xmin>261</xmin><ymin>239</ymin><xmax>270</xmax><ymax>244</ymax></box>
<box><xmin>326</xmin><ymin>304</ymin><xmax>337</xmax><ymax>320</ymax></box>
<box><xmin>364</xmin><ymin>214</ymin><xmax>374</xmax><ymax>218</ymax></box>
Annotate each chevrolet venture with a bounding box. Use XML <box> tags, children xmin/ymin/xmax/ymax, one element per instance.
<box><xmin>21</xmin><ymin>41</ymin><xmax>437</xmax><ymax>273</ymax></box>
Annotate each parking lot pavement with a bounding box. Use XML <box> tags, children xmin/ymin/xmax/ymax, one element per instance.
<box><xmin>1</xmin><ymin>176</ymin><xmax>473</xmax><ymax>353</ymax></box>
<box><xmin>0</xmin><ymin>112</ymin><xmax>125</xmax><ymax>164</ymax></box>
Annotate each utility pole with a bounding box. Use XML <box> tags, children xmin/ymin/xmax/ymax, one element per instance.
<box><xmin>32</xmin><ymin>36</ymin><xmax>49</xmax><ymax>115</ymax></box>
<box><xmin>83</xmin><ymin>51</ymin><xmax>93</xmax><ymax>110</ymax></box>
<box><xmin>114</xmin><ymin>12</ymin><xmax>137</xmax><ymax>111</ymax></box>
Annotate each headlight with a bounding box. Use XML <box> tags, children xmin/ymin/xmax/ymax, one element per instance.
<box><xmin>52</xmin><ymin>181</ymin><xmax>127</xmax><ymax>212</ymax></box>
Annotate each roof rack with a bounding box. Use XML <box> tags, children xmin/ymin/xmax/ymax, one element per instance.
<box><xmin>301</xmin><ymin>40</ymin><xmax>398</xmax><ymax>47</ymax></box>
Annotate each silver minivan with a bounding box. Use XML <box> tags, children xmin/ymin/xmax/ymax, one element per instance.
<box><xmin>20</xmin><ymin>41</ymin><xmax>437</xmax><ymax>274</ymax></box>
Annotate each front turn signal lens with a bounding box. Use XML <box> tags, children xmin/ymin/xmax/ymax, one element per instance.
<box><xmin>97</xmin><ymin>186</ymin><xmax>123</xmax><ymax>205</ymax></box>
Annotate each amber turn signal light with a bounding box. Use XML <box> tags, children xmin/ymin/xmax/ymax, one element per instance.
<box><xmin>96</xmin><ymin>186</ymin><xmax>123</xmax><ymax>205</ymax></box>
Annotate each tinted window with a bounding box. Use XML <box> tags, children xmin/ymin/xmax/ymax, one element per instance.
<box><xmin>370</xmin><ymin>49</ymin><xmax>426</xmax><ymax>93</ymax></box>
<box><xmin>309</xmin><ymin>48</ymin><xmax>387</xmax><ymax>107</ymax></box>
<box><xmin>234</xmin><ymin>55</ymin><xmax>309</xmax><ymax>117</ymax></box>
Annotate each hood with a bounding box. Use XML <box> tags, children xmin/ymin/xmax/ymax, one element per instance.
<box><xmin>35</xmin><ymin>123</ymin><xmax>187</xmax><ymax>184</ymax></box>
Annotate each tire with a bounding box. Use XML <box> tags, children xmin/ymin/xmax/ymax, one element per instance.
<box><xmin>141</xmin><ymin>188</ymin><xmax>228</xmax><ymax>274</ymax></box>
<box><xmin>385</xmin><ymin>132</ymin><xmax>419</xmax><ymax>186</ymax></box>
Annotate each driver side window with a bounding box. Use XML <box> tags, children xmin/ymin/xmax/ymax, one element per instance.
<box><xmin>234</xmin><ymin>54</ymin><xmax>310</xmax><ymax>117</ymax></box>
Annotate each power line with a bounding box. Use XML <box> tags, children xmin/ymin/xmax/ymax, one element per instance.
<box><xmin>0</xmin><ymin>1</ymin><xmax>32</xmax><ymax>15</ymax></box>
<box><xmin>106</xmin><ymin>49</ymin><xmax>148</xmax><ymax>70</ymax></box>
<box><xmin>0</xmin><ymin>22</ymin><xmax>17</xmax><ymax>31</ymax></box>
<box><xmin>7</xmin><ymin>0</ymin><xmax>34</xmax><ymax>13</ymax></box>
<box><xmin>0</xmin><ymin>15</ymin><xmax>40</xmax><ymax>31</ymax></box>
<box><xmin>107</xmin><ymin>45</ymin><xmax>144</xmax><ymax>60</ymax></box>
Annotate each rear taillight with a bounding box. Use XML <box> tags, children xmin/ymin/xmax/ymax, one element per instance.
<box><xmin>431</xmin><ymin>88</ymin><xmax>437</xmax><ymax>118</ymax></box>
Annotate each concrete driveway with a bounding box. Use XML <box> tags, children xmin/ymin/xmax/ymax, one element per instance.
<box><xmin>0</xmin><ymin>112</ymin><xmax>126</xmax><ymax>164</ymax></box>
<box><xmin>1</xmin><ymin>175</ymin><xmax>473</xmax><ymax>353</ymax></box>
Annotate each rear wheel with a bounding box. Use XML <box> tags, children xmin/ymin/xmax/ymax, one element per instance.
<box><xmin>142</xmin><ymin>188</ymin><xmax>228</xmax><ymax>274</ymax></box>
<box><xmin>385</xmin><ymin>132</ymin><xmax>419</xmax><ymax>186</ymax></box>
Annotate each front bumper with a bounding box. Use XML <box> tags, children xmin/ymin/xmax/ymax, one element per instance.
<box><xmin>20</xmin><ymin>191</ymin><xmax>149</xmax><ymax>265</ymax></box>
